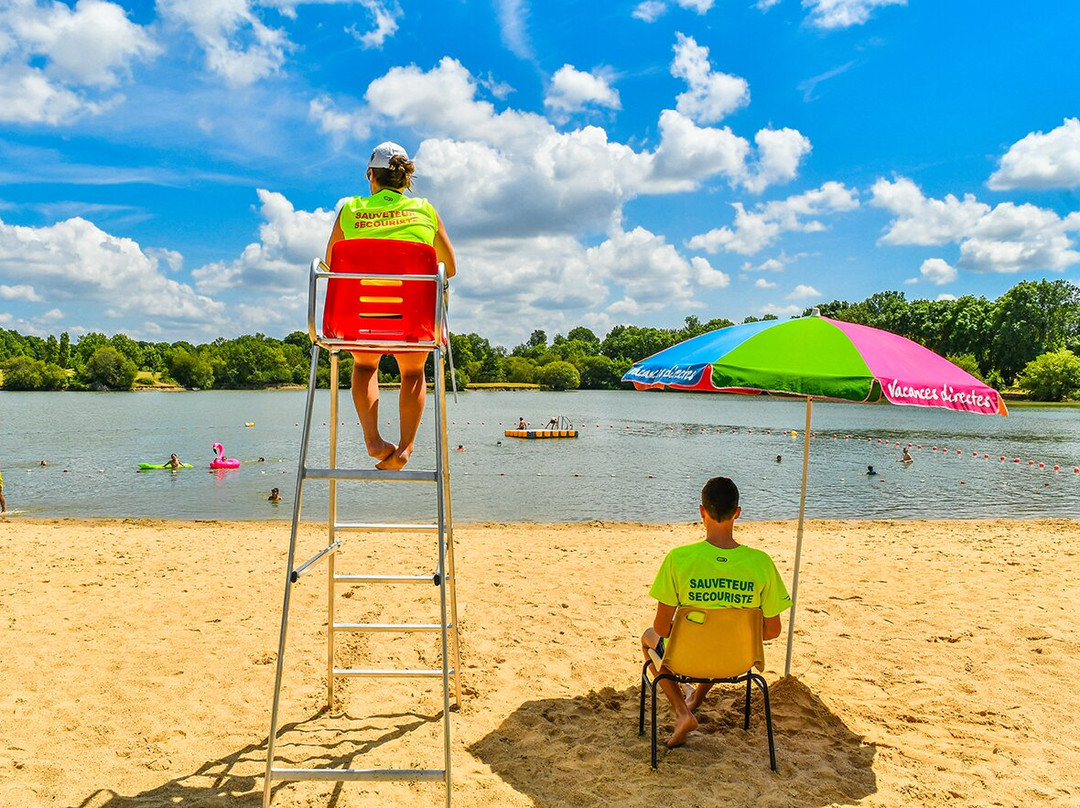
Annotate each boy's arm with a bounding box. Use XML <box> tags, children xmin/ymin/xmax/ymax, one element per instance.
<box><xmin>763</xmin><ymin>614</ymin><xmax>782</xmax><ymax>641</ymax></box>
<box><xmin>653</xmin><ymin>602</ymin><xmax>677</xmax><ymax>638</ymax></box>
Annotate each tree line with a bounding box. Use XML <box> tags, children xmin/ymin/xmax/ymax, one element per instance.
<box><xmin>3</xmin><ymin>278</ymin><xmax>1080</xmax><ymax>400</ymax></box>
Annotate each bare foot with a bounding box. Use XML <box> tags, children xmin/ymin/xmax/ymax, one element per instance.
<box><xmin>665</xmin><ymin>713</ymin><xmax>699</xmax><ymax>748</ymax></box>
<box><xmin>376</xmin><ymin>445</ymin><xmax>412</xmax><ymax>470</ymax></box>
<box><xmin>367</xmin><ymin>439</ymin><xmax>396</xmax><ymax>464</ymax></box>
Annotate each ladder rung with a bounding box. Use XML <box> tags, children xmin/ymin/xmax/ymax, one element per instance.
<box><xmin>333</xmin><ymin>622</ymin><xmax>446</xmax><ymax>632</ymax></box>
<box><xmin>305</xmin><ymin>467</ymin><xmax>437</xmax><ymax>482</ymax></box>
<box><xmin>335</xmin><ymin>574</ymin><xmax>436</xmax><ymax>584</ymax></box>
<box><xmin>270</xmin><ymin>767</ymin><xmax>444</xmax><ymax>782</ymax></box>
<box><xmin>334</xmin><ymin>522</ymin><xmax>438</xmax><ymax>532</ymax></box>
<box><xmin>334</xmin><ymin>668</ymin><xmax>453</xmax><ymax>678</ymax></box>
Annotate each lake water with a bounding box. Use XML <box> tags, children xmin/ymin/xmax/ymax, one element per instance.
<box><xmin>1</xmin><ymin>389</ymin><xmax>1078</xmax><ymax>523</ymax></box>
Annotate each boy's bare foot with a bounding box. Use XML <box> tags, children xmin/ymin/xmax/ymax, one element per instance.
<box><xmin>367</xmin><ymin>439</ymin><xmax>396</xmax><ymax>464</ymax></box>
<box><xmin>376</xmin><ymin>446</ymin><xmax>412</xmax><ymax>470</ymax></box>
<box><xmin>665</xmin><ymin>713</ymin><xmax>698</xmax><ymax>748</ymax></box>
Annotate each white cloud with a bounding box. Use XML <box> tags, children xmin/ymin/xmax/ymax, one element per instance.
<box><xmin>756</xmin><ymin>0</ymin><xmax>782</xmax><ymax>9</ymax></box>
<box><xmin>649</xmin><ymin>109</ymin><xmax>750</xmax><ymax>190</ymax></box>
<box><xmin>545</xmin><ymin>65</ymin><xmax>620</xmax><ymax>114</ymax></box>
<box><xmin>0</xmin><ymin>0</ymin><xmax>158</xmax><ymax>124</ymax></box>
<box><xmin>936</xmin><ymin>293</ymin><xmax>957</xmax><ymax>302</ymax></box>
<box><xmin>0</xmin><ymin>284</ymin><xmax>43</xmax><ymax>302</ymax></box>
<box><xmin>688</xmin><ymin>181</ymin><xmax>860</xmax><ymax>255</ymax></box>
<box><xmin>308</xmin><ymin>49</ymin><xmax>805</xmax><ymax>241</ymax></box>
<box><xmin>674</xmin><ymin>0</ymin><xmax>714</xmax><ymax>11</ymax></box>
<box><xmin>871</xmin><ymin>176</ymin><xmax>1080</xmax><ymax>274</ymax></box>
<box><xmin>743</xmin><ymin>127</ymin><xmax>812</xmax><ymax>193</ymax></box>
<box><xmin>754</xmin><ymin>278</ymin><xmax>777</xmax><ymax>289</ymax></box>
<box><xmin>870</xmin><ymin>177</ymin><xmax>987</xmax><ymax>246</ymax></box>
<box><xmin>803</xmin><ymin>0</ymin><xmax>906</xmax><ymax>29</ymax></box>
<box><xmin>0</xmin><ymin>213</ymin><xmax>223</xmax><ymax>324</ymax></box>
<box><xmin>191</xmin><ymin>189</ymin><xmax>336</xmax><ymax>294</ymax></box>
<box><xmin>495</xmin><ymin>0</ymin><xmax>532</xmax><ymax>59</ymax></box>
<box><xmin>758</xmin><ymin>302</ymin><xmax>801</xmax><ymax>317</ymax></box>
<box><xmin>741</xmin><ymin>251</ymin><xmax>804</xmax><ymax>272</ymax></box>
<box><xmin>632</xmin><ymin>0</ymin><xmax>666</xmax><ymax>21</ymax></box>
<box><xmin>787</xmin><ymin>283</ymin><xmax>821</xmax><ymax>300</ymax></box>
<box><xmin>919</xmin><ymin>257</ymin><xmax>956</xmax><ymax>285</ymax></box>
<box><xmin>988</xmin><ymin>118</ymin><xmax>1080</xmax><ymax>191</ymax></box>
<box><xmin>157</xmin><ymin>0</ymin><xmax>289</xmax><ymax>86</ymax></box>
<box><xmin>633</xmin><ymin>0</ymin><xmax>712</xmax><ymax>21</ymax></box>
<box><xmin>344</xmin><ymin>0</ymin><xmax>401</xmax><ymax>48</ymax></box>
<box><xmin>671</xmin><ymin>33</ymin><xmax>749</xmax><ymax>125</ymax></box>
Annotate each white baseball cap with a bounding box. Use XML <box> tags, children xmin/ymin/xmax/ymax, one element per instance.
<box><xmin>368</xmin><ymin>141</ymin><xmax>409</xmax><ymax>169</ymax></box>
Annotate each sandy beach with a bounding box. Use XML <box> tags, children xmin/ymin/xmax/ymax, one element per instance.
<box><xmin>2</xmin><ymin>517</ymin><xmax>1079</xmax><ymax>807</ymax></box>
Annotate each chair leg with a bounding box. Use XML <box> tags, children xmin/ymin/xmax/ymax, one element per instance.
<box><xmin>744</xmin><ymin>674</ymin><xmax>752</xmax><ymax>730</ymax></box>
<box><xmin>752</xmin><ymin>673</ymin><xmax>777</xmax><ymax>771</ymax></box>
<box><xmin>650</xmin><ymin>678</ymin><xmax>661</xmax><ymax>769</ymax></box>
<box><xmin>639</xmin><ymin>662</ymin><xmax>649</xmax><ymax>736</ymax></box>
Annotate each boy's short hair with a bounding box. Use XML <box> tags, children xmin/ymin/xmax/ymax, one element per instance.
<box><xmin>701</xmin><ymin>476</ymin><xmax>739</xmax><ymax>521</ymax></box>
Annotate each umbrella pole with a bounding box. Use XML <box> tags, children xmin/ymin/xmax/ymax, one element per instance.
<box><xmin>784</xmin><ymin>396</ymin><xmax>812</xmax><ymax>677</ymax></box>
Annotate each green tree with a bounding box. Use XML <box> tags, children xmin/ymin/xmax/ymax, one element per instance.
<box><xmin>74</xmin><ymin>332</ymin><xmax>110</xmax><ymax>370</ymax></box>
<box><xmin>1</xmin><ymin>357</ymin><xmax>68</xmax><ymax>390</ymax></box>
<box><xmin>169</xmin><ymin>349</ymin><xmax>215</xmax><ymax>389</ymax></box>
<box><xmin>79</xmin><ymin>347</ymin><xmax>137</xmax><ymax>390</ymax></box>
<box><xmin>991</xmin><ymin>280</ymin><xmax>1080</xmax><ymax>383</ymax></box>
<box><xmin>44</xmin><ymin>335</ymin><xmax>59</xmax><ymax>365</ymax></box>
<box><xmin>577</xmin><ymin>355</ymin><xmax>623</xmax><ymax>389</ymax></box>
<box><xmin>475</xmin><ymin>352</ymin><xmax>507</xmax><ymax>382</ymax></box>
<box><xmin>945</xmin><ymin>353</ymin><xmax>985</xmax><ymax>382</ymax></box>
<box><xmin>504</xmin><ymin>356</ymin><xmax>537</xmax><ymax>383</ymax></box>
<box><xmin>58</xmin><ymin>331</ymin><xmax>71</xmax><ymax>368</ymax></box>
<box><xmin>566</xmin><ymin>326</ymin><xmax>600</xmax><ymax>352</ymax></box>
<box><xmin>537</xmin><ymin>360</ymin><xmax>580</xmax><ymax>390</ymax></box>
<box><xmin>1016</xmin><ymin>349</ymin><xmax>1080</xmax><ymax>401</ymax></box>
<box><xmin>109</xmin><ymin>334</ymin><xmax>144</xmax><ymax>367</ymax></box>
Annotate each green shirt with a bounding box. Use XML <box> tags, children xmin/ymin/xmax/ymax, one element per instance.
<box><xmin>649</xmin><ymin>541</ymin><xmax>792</xmax><ymax>618</ymax></box>
<box><xmin>338</xmin><ymin>189</ymin><xmax>439</xmax><ymax>245</ymax></box>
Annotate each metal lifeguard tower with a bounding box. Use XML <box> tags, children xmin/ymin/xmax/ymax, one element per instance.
<box><xmin>262</xmin><ymin>238</ymin><xmax>461</xmax><ymax>807</ymax></box>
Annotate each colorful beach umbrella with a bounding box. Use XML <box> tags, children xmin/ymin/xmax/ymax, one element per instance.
<box><xmin>622</xmin><ymin>311</ymin><xmax>1008</xmax><ymax>675</ymax></box>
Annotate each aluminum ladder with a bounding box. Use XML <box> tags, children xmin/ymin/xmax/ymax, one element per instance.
<box><xmin>262</xmin><ymin>252</ymin><xmax>461</xmax><ymax>807</ymax></box>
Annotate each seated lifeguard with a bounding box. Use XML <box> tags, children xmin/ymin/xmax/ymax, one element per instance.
<box><xmin>641</xmin><ymin>477</ymin><xmax>791</xmax><ymax>748</ymax></box>
<box><xmin>324</xmin><ymin>141</ymin><xmax>457</xmax><ymax>470</ymax></box>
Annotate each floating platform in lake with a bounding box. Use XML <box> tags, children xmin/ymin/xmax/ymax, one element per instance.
<box><xmin>504</xmin><ymin>429</ymin><xmax>578</xmax><ymax>439</ymax></box>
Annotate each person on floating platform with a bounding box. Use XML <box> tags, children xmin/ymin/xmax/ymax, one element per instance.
<box><xmin>641</xmin><ymin>477</ymin><xmax>791</xmax><ymax>749</ymax></box>
<box><xmin>324</xmin><ymin>141</ymin><xmax>457</xmax><ymax>471</ymax></box>
<box><xmin>163</xmin><ymin>453</ymin><xmax>185</xmax><ymax>469</ymax></box>
<box><xmin>545</xmin><ymin>416</ymin><xmax>559</xmax><ymax>429</ymax></box>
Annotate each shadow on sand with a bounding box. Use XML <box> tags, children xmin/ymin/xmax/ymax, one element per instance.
<box><xmin>470</xmin><ymin>676</ymin><xmax>877</xmax><ymax>808</ymax></box>
<box><xmin>75</xmin><ymin>708</ymin><xmax>443</xmax><ymax>808</ymax></box>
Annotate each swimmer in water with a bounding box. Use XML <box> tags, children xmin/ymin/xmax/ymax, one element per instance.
<box><xmin>518</xmin><ymin>417</ymin><xmax>527</xmax><ymax>429</ymax></box>
<box><xmin>164</xmin><ymin>453</ymin><xmax>184</xmax><ymax>469</ymax></box>
<box><xmin>866</xmin><ymin>465</ymin><xmax>878</xmax><ymax>476</ymax></box>
<box><xmin>775</xmin><ymin>455</ymin><xmax>782</xmax><ymax>463</ymax></box>
<box><xmin>900</xmin><ymin>447</ymin><xmax>913</xmax><ymax>464</ymax></box>
<box><xmin>268</xmin><ymin>488</ymin><xmax>281</xmax><ymax>503</ymax></box>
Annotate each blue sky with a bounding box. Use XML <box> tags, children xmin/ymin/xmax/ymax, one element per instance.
<box><xmin>1</xmin><ymin>0</ymin><xmax>1079</xmax><ymax>346</ymax></box>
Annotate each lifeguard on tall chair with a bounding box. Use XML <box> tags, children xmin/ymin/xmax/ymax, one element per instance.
<box><xmin>324</xmin><ymin>141</ymin><xmax>457</xmax><ymax>471</ymax></box>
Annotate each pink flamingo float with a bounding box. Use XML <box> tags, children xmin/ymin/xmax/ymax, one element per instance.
<box><xmin>210</xmin><ymin>442</ymin><xmax>241</xmax><ymax>469</ymax></box>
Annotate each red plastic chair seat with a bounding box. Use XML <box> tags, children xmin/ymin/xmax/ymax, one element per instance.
<box><xmin>322</xmin><ymin>238</ymin><xmax>439</xmax><ymax>344</ymax></box>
